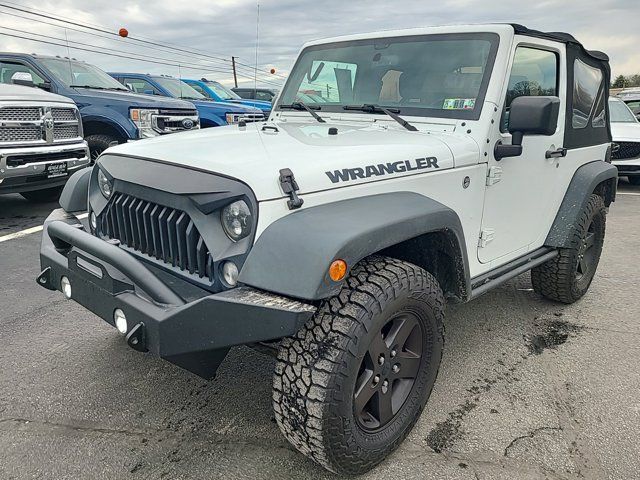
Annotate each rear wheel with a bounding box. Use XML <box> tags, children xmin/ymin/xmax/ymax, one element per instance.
<box><xmin>272</xmin><ymin>256</ymin><xmax>444</xmax><ymax>475</ymax></box>
<box><xmin>532</xmin><ymin>194</ymin><xmax>606</xmax><ymax>303</ymax></box>
<box><xmin>20</xmin><ymin>186</ymin><xmax>63</xmax><ymax>203</ymax></box>
<box><xmin>628</xmin><ymin>176</ymin><xmax>640</xmax><ymax>186</ymax></box>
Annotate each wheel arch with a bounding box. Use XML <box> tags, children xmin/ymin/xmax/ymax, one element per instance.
<box><xmin>239</xmin><ymin>192</ymin><xmax>470</xmax><ymax>302</ymax></box>
<box><xmin>545</xmin><ymin>160</ymin><xmax>617</xmax><ymax>248</ymax></box>
<box><xmin>83</xmin><ymin>119</ymin><xmax>128</xmax><ymax>140</ymax></box>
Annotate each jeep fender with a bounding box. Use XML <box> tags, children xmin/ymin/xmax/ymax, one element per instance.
<box><xmin>239</xmin><ymin>192</ymin><xmax>470</xmax><ymax>301</ymax></box>
<box><xmin>545</xmin><ymin>160</ymin><xmax>617</xmax><ymax>248</ymax></box>
<box><xmin>59</xmin><ymin>167</ymin><xmax>92</xmax><ymax>212</ymax></box>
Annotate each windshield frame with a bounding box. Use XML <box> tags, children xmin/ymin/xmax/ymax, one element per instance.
<box><xmin>39</xmin><ymin>57</ymin><xmax>128</xmax><ymax>90</ymax></box>
<box><xmin>153</xmin><ymin>76</ymin><xmax>206</xmax><ymax>100</ymax></box>
<box><xmin>275</xmin><ymin>32</ymin><xmax>500</xmax><ymax>121</ymax></box>
<box><xmin>609</xmin><ymin>98</ymin><xmax>638</xmax><ymax>123</ymax></box>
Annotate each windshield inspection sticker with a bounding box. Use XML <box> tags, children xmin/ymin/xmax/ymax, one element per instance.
<box><xmin>443</xmin><ymin>98</ymin><xmax>476</xmax><ymax>110</ymax></box>
<box><xmin>326</xmin><ymin>157</ymin><xmax>439</xmax><ymax>184</ymax></box>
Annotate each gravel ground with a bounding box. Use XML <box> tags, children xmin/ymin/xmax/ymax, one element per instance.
<box><xmin>0</xmin><ymin>182</ymin><xmax>639</xmax><ymax>480</ymax></box>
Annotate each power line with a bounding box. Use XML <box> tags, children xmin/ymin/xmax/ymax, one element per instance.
<box><xmin>0</xmin><ymin>2</ymin><xmax>288</xmax><ymax>79</ymax></box>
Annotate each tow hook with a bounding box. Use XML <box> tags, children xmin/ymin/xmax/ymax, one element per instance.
<box><xmin>126</xmin><ymin>322</ymin><xmax>147</xmax><ymax>352</ymax></box>
<box><xmin>36</xmin><ymin>267</ymin><xmax>55</xmax><ymax>290</ymax></box>
<box><xmin>279</xmin><ymin>168</ymin><xmax>304</xmax><ymax>210</ymax></box>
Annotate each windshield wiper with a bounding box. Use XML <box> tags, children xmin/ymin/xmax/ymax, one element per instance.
<box><xmin>343</xmin><ymin>104</ymin><xmax>417</xmax><ymax>131</ymax></box>
<box><xmin>70</xmin><ymin>85</ymin><xmax>128</xmax><ymax>91</ymax></box>
<box><xmin>280</xmin><ymin>102</ymin><xmax>325</xmax><ymax>123</ymax></box>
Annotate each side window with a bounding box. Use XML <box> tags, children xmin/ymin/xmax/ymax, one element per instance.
<box><xmin>190</xmin><ymin>83</ymin><xmax>210</xmax><ymax>98</ymax></box>
<box><xmin>123</xmin><ymin>78</ymin><xmax>160</xmax><ymax>95</ymax></box>
<box><xmin>572</xmin><ymin>59</ymin><xmax>603</xmax><ymax>129</ymax></box>
<box><xmin>502</xmin><ymin>47</ymin><xmax>558</xmax><ymax>131</ymax></box>
<box><xmin>0</xmin><ymin>60</ymin><xmax>47</xmax><ymax>87</ymax></box>
<box><xmin>256</xmin><ymin>91</ymin><xmax>273</xmax><ymax>101</ymax></box>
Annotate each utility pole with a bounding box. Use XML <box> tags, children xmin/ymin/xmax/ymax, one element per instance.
<box><xmin>231</xmin><ymin>56</ymin><xmax>238</xmax><ymax>88</ymax></box>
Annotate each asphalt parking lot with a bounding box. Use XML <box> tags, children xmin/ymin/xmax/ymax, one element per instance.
<box><xmin>0</xmin><ymin>182</ymin><xmax>639</xmax><ymax>480</ymax></box>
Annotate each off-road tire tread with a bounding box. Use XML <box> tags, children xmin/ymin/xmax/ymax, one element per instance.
<box><xmin>531</xmin><ymin>194</ymin><xmax>606</xmax><ymax>304</ymax></box>
<box><xmin>272</xmin><ymin>256</ymin><xmax>444</xmax><ymax>475</ymax></box>
<box><xmin>86</xmin><ymin>133</ymin><xmax>118</xmax><ymax>160</ymax></box>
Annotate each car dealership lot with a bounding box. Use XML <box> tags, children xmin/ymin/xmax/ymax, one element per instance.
<box><xmin>0</xmin><ymin>184</ymin><xmax>639</xmax><ymax>480</ymax></box>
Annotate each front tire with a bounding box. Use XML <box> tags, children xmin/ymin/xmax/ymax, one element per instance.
<box><xmin>532</xmin><ymin>194</ymin><xmax>606</xmax><ymax>303</ymax></box>
<box><xmin>20</xmin><ymin>186</ymin><xmax>63</xmax><ymax>203</ymax></box>
<box><xmin>86</xmin><ymin>134</ymin><xmax>119</xmax><ymax>162</ymax></box>
<box><xmin>273</xmin><ymin>256</ymin><xmax>444</xmax><ymax>475</ymax></box>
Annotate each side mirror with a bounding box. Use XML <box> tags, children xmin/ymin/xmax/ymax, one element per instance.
<box><xmin>495</xmin><ymin>96</ymin><xmax>561</xmax><ymax>160</ymax></box>
<box><xmin>11</xmin><ymin>71</ymin><xmax>34</xmax><ymax>87</ymax></box>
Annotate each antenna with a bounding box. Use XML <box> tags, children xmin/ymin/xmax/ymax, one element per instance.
<box><xmin>64</xmin><ymin>28</ymin><xmax>73</xmax><ymax>84</ymax></box>
<box><xmin>254</xmin><ymin>0</ymin><xmax>259</xmax><ymax>91</ymax></box>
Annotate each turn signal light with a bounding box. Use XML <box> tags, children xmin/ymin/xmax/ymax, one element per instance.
<box><xmin>329</xmin><ymin>259</ymin><xmax>347</xmax><ymax>282</ymax></box>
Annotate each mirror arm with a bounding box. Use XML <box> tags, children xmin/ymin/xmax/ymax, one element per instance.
<box><xmin>494</xmin><ymin>130</ymin><xmax>524</xmax><ymax>161</ymax></box>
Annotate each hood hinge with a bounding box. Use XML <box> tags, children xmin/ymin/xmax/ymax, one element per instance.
<box><xmin>486</xmin><ymin>166</ymin><xmax>503</xmax><ymax>186</ymax></box>
<box><xmin>279</xmin><ymin>168</ymin><xmax>304</xmax><ymax>210</ymax></box>
<box><xmin>478</xmin><ymin>228</ymin><xmax>495</xmax><ymax>248</ymax></box>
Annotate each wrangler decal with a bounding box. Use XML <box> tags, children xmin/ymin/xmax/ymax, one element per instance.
<box><xmin>325</xmin><ymin>157</ymin><xmax>439</xmax><ymax>184</ymax></box>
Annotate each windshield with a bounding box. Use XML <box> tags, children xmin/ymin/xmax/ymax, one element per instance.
<box><xmin>205</xmin><ymin>81</ymin><xmax>242</xmax><ymax>100</ymax></box>
<box><xmin>39</xmin><ymin>58</ymin><xmax>127</xmax><ymax>90</ymax></box>
<box><xmin>154</xmin><ymin>77</ymin><xmax>206</xmax><ymax>100</ymax></box>
<box><xmin>278</xmin><ymin>33</ymin><xmax>498</xmax><ymax>119</ymax></box>
<box><xmin>609</xmin><ymin>98</ymin><xmax>638</xmax><ymax>123</ymax></box>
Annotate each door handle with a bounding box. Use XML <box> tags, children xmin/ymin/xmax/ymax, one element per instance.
<box><xmin>545</xmin><ymin>147</ymin><xmax>567</xmax><ymax>159</ymax></box>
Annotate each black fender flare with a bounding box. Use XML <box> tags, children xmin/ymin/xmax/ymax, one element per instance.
<box><xmin>239</xmin><ymin>192</ymin><xmax>469</xmax><ymax>301</ymax></box>
<box><xmin>59</xmin><ymin>167</ymin><xmax>92</xmax><ymax>212</ymax></box>
<box><xmin>545</xmin><ymin>160</ymin><xmax>617</xmax><ymax>248</ymax></box>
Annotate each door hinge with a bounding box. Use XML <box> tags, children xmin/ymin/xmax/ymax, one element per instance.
<box><xmin>279</xmin><ymin>168</ymin><xmax>304</xmax><ymax>210</ymax></box>
<box><xmin>486</xmin><ymin>166</ymin><xmax>503</xmax><ymax>186</ymax></box>
<box><xmin>478</xmin><ymin>228</ymin><xmax>495</xmax><ymax>248</ymax></box>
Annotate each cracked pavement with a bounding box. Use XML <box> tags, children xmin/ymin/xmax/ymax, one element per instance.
<box><xmin>0</xmin><ymin>183</ymin><xmax>639</xmax><ymax>479</ymax></box>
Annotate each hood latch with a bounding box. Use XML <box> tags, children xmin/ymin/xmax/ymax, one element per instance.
<box><xmin>279</xmin><ymin>168</ymin><xmax>304</xmax><ymax>210</ymax></box>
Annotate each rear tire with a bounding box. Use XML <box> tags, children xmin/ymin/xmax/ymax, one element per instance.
<box><xmin>531</xmin><ymin>194</ymin><xmax>606</xmax><ymax>304</ymax></box>
<box><xmin>628</xmin><ymin>176</ymin><xmax>640</xmax><ymax>186</ymax></box>
<box><xmin>272</xmin><ymin>256</ymin><xmax>444</xmax><ymax>475</ymax></box>
<box><xmin>20</xmin><ymin>186</ymin><xmax>63</xmax><ymax>203</ymax></box>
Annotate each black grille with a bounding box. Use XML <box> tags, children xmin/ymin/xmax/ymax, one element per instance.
<box><xmin>613</xmin><ymin>142</ymin><xmax>640</xmax><ymax>160</ymax></box>
<box><xmin>99</xmin><ymin>193</ymin><xmax>214</xmax><ymax>281</ymax></box>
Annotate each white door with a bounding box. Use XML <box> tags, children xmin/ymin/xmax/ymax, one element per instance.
<box><xmin>478</xmin><ymin>42</ymin><xmax>566</xmax><ymax>265</ymax></box>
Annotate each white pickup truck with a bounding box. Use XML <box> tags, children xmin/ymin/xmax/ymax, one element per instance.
<box><xmin>37</xmin><ymin>24</ymin><xmax>616</xmax><ymax>474</ymax></box>
<box><xmin>0</xmin><ymin>78</ymin><xmax>89</xmax><ymax>201</ymax></box>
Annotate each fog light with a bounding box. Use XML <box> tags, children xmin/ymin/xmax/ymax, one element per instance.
<box><xmin>90</xmin><ymin>211</ymin><xmax>97</xmax><ymax>231</ymax></box>
<box><xmin>60</xmin><ymin>276</ymin><xmax>72</xmax><ymax>299</ymax></box>
<box><xmin>222</xmin><ymin>261</ymin><xmax>239</xmax><ymax>287</ymax></box>
<box><xmin>114</xmin><ymin>309</ymin><xmax>127</xmax><ymax>334</ymax></box>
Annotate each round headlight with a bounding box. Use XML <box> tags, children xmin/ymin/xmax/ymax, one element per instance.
<box><xmin>221</xmin><ymin>200</ymin><xmax>252</xmax><ymax>241</ymax></box>
<box><xmin>97</xmin><ymin>169</ymin><xmax>112</xmax><ymax>199</ymax></box>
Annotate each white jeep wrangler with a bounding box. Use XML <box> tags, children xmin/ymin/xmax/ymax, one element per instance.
<box><xmin>38</xmin><ymin>24</ymin><xmax>616</xmax><ymax>474</ymax></box>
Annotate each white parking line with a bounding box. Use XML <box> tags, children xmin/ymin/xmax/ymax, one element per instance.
<box><xmin>618</xmin><ymin>192</ymin><xmax>640</xmax><ymax>196</ymax></box>
<box><xmin>0</xmin><ymin>213</ymin><xmax>88</xmax><ymax>243</ymax></box>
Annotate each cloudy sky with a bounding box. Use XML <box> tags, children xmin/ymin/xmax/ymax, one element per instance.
<box><xmin>0</xmin><ymin>0</ymin><xmax>638</xmax><ymax>88</ymax></box>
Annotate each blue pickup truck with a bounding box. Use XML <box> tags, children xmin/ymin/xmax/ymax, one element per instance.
<box><xmin>0</xmin><ymin>54</ymin><xmax>200</xmax><ymax>159</ymax></box>
<box><xmin>109</xmin><ymin>73</ymin><xmax>264</xmax><ymax>127</ymax></box>
<box><xmin>183</xmin><ymin>78</ymin><xmax>272</xmax><ymax>115</ymax></box>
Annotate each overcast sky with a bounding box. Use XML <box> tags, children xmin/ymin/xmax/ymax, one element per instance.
<box><xmin>0</xmin><ymin>0</ymin><xmax>638</xmax><ymax>88</ymax></box>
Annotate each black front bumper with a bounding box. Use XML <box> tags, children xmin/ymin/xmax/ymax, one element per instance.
<box><xmin>38</xmin><ymin>209</ymin><xmax>316</xmax><ymax>378</ymax></box>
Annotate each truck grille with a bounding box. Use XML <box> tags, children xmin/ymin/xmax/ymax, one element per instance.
<box><xmin>613</xmin><ymin>142</ymin><xmax>640</xmax><ymax>160</ymax></box>
<box><xmin>99</xmin><ymin>193</ymin><xmax>214</xmax><ymax>281</ymax></box>
<box><xmin>0</xmin><ymin>125</ymin><xmax>41</xmax><ymax>142</ymax></box>
<box><xmin>0</xmin><ymin>105</ymin><xmax>81</xmax><ymax>146</ymax></box>
<box><xmin>0</xmin><ymin>106</ymin><xmax>41</xmax><ymax>121</ymax></box>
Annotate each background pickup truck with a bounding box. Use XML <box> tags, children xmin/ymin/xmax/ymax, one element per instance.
<box><xmin>109</xmin><ymin>73</ymin><xmax>264</xmax><ymax>127</ymax></box>
<box><xmin>0</xmin><ymin>80</ymin><xmax>89</xmax><ymax>202</ymax></box>
<box><xmin>0</xmin><ymin>53</ymin><xmax>200</xmax><ymax>160</ymax></box>
<box><xmin>184</xmin><ymin>78</ymin><xmax>272</xmax><ymax>115</ymax></box>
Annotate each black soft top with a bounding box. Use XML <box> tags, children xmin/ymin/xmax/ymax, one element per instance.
<box><xmin>510</xmin><ymin>24</ymin><xmax>609</xmax><ymax>62</ymax></box>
